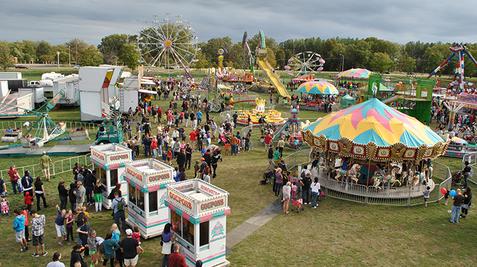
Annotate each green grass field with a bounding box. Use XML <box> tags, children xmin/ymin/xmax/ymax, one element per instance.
<box><xmin>0</xmin><ymin>70</ymin><xmax>475</xmax><ymax>266</ymax></box>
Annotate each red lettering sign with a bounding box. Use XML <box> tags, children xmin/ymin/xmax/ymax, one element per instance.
<box><xmin>148</xmin><ymin>172</ymin><xmax>171</xmax><ymax>183</ymax></box>
<box><xmin>109</xmin><ymin>153</ymin><xmax>129</xmax><ymax>162</ymax></box>
<box><xmin>92</xmin><ymin>149</ymin><xmax>105</xmax><ymax>161</ymax></box>
<box><xmin>168</xmin><ymin>191</ymin><xmax>192</xmax><ymax>210</ymax></box>
<box><xmin>199</xmin><ymin>184</ymin><xmax>219</xmax><ymax>195</ymax></box>
<box><xmin>200</xmin><ymin>198</ymin><xmax>225</xmax><ymax>212</ymax></box>
<box><xmin>126</xmin><ymin>167</ymin><xmax>142</xmax><ymax>182</ymax></box>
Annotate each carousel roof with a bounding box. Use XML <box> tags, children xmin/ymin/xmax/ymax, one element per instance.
<box><xmin>337</xmin><ymin>68</ymin><xmax>371</xmax><ymax>79</ymax></box>
<box><xmin>296</xmin><ymin>80</ymin><xmax>339</xmax><ymax>95</ymax></box>
<box><xmin>303</xmin><ymin>98</ymin><xmax>444</xmax><ymax>147</ymax></box>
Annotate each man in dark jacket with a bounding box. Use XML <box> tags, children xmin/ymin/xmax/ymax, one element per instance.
<box><xmin>21</xmin><ymin>171</ymin><xmax>33</xmax><ymax>196</ymax></box>
<box><xmin>176</xmin><ymin>149</ymin><xmax>186</xmax><ymax>171</ymax></box>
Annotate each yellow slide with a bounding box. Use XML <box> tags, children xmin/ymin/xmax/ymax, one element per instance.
<box><xmin>257</xmin><ymin>58</ymin><xmax>291</xmax><ymax>99</ymax></box>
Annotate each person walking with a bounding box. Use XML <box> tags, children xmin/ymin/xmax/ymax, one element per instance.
<box><xmin>461</xmin><ymin>187</ymin><xmax>472</xmax><ymax>219</ymax></box>
<box><xmin>21</xmin><ymin>170</ymin><xmax>33</xmax><ymax>196</ymax></box>
<box><xmin>102</xmin><ymin>233</ymin><xmax>119</xmax><ymax>267</ymax></box>
<box><xmin>310</xmin><ymin>177</ymin><xmax>321</xmax><ymax>208</ymax></box>
<box><xmin>168</xmin><ymin>243</ymin><xmax>187</xmax><ymax>267</ymax></box>
<box><xmin>185</xmin><ymin>144</ymin><xmax>192</xmax><ymax>170</ymax></box>
<box><xmin>282</xmin><ymin>182</ymin><xmax>291</xmax><ymax>215</ymax></box>
<box><xmin>46</xmin><ymin>252</ymin><xmax>66</xmax><ymax>267</ymax></box>
<box><xmin>121</xmin><ymin>229</ymin><xmax>144</xmax><ymax>267</ymax></box>
<box><xmin>31</xmin><ymin>209</ymin><xmax>48</xmax><ymax>257</ymax></box>
<box><xmin>58</xmin><ymin>181</ymin><xmax>68</xmax><ymax>210</ymax></box>
<box><xmin>93</xmin><ymin>180</ymin><xmax>106</xmax><ymax>212</ymax></box>
<box><xmin>211</xmin><ymin>149</ymin><xmax>222</xmax><ymax>178</ymax></box>
<box><xmin>13</xmin><ymin>208</ymin><xmax>28</xmax><ymax>252</ymax></box>
<box><xmin>40</xmin><ymin>151</ymin><xmax>53</xmax><ymax>181</ymax></box>
<box><xmin>75</xmin><ymin>181</ymin><xmax>86</xmax><ymax>209</ymax></box>
<box><xmin>34</xmin><ymin>176</ymin><xmax>47</xmax><ymax>211</ymax></box>
<box><xmin>112</xmin><ymin>191</ymin><xmax>127</xmax><ymax>232</ymax></box>
<box><xmin>161</xmin><ymin>223</ymin><xmax>173</xmax><ymax>267</ymax></box>
<box><xmin>450</xmin><ymin>189</ymin><xmax>464</xmax><ymax>224</ymax></box>
<box><xmin>8</xmin><ymin>165</ymin><xmax>20</xmax><ymax>194</ymax></box>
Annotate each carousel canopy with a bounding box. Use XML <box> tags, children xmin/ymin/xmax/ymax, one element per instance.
<box><xmin>302</xmin><ymin>98</ymin><xmax>448</xmax><ymax>161</ymax></box>
<box><xmin>337</xmin><ymin>68</ymin><xmax>371</xmax><ymax>79</ymax></box>
<box><xmin>296</xmin><ymin>80</ymin><xmax>339</xmax><ymax>95</ymax></box>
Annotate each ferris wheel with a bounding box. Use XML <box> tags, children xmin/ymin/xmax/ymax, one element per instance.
<box><xmin>286</xmin><ymin>51</ymin><xmax>325</xmax><ymax>75</ymax></box>
<box><xmin>137</xmin><ymin>16</ymin><xmax>199</xmax><ymax>74</ymax></box>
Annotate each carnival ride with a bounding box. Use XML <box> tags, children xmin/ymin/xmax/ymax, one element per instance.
<box><xmin>255</xmin><ymin>31</ymin><xmax>291</xmax><ymax>100</ymax></box>
<box><xmin>444</xmin><ymin>136</ymin><xmax>477</xmax><ymax>158</ymax></box>
<box><xmin>302</xmin><ymin>97</ymin><xmax>448</xmax><ymax>199</ymax></box>
<box><xmin>137</xmin><ymin>16</ymin><xmax>199</xmax><ymax>79</ymax></box>
<box><xmin>295</xmin><ymin>80</ymin><xmax>339</xmax><ymax>111</ymax></box>
<box><xmin>236</xmin><ymin>98</ymin><xmax>286</xmax><ymax>126</ymax></box>
<box><xmin>428</xmin><ymin>43</ymin><xmax>477</xmax><ymax>90</ymax></box>
<box><xmin>0</xmin><ymin>89</ymin><xmax>68</xmax><ymax>147</ymax></box>
<box><xmin>272</xmin><ymin>106</ymin><xmax>309</xmax><ymax>148</ymax></box>
<box><xmin>286</xmin><ymin>51</ymin><xmax>325</xmax><ymax>76</ymax></box>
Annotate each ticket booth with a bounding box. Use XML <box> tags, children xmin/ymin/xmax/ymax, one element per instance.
<box><xmin>90</xmin><ymin>144</ymin><xmax>132</xmax><ymax>209</ymax></box>
<box><xmin>165</xmin><ymin>179</ymin><xmax>231</xmax><ymax>267</ymax></box>
<box><xmin>124</xmin><ymin>158</ymin><xmax>175</xmax><ymax>239</ymax></box>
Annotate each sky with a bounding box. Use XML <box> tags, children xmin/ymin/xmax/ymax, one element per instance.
<box><xmin>1</xmin><ymin>0</ymin><xmax>476</xmax><ymax>45</ymax></box>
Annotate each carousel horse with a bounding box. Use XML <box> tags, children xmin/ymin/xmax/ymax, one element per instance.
<box><xmin>348</xmin><ymin>164</ymin><xmax>360</xmax><ymax>184</ymax></box>
<box><xmin>390</xmin><ymin>167</ymin><xmax>402</xmax><ymax>187</ymax></box>
<box><xmin>372</xmin><ymin>176</ymin><xmax>382</xmax><ymax>190</ymax></box>
<box><xmin>412</xmin><ymin>172</ymin><xmax>420</xmax><ymax>187</ymax></box>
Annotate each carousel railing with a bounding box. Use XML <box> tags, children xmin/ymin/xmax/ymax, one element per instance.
<box><xmin>319</xmin><ymin>161</ymin><xmax>452</xmax><ymax>206</ymax></box>
<box><xmin>0</xmin><ymin>154</ymin><xmax>92</xmax><ymax>179</ymax></box>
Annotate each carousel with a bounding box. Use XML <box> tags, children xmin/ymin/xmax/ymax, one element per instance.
<box><xmin>296</xmin><ymin>80</ymin><xmax>339</xmax><ymax>111</ymax></box>
<box><xmin>302</xmin><ymin>98</ymin><xmax>449</xmax><ymax>200</ymax></box>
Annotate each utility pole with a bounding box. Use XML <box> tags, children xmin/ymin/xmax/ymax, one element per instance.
<box><xmin>68</xmin><ymin>45</ymin><xmax>71</xmax><ymax>66</ymax></box>
<box><xmin>340</xmin><ymin>54</ymin><xmax>345</xmax><ymax>72</ymax></box>
<box><xmin>57</xmin><ymin>51</ymin><xmax>60</xmax><ymax>68</ymax></box>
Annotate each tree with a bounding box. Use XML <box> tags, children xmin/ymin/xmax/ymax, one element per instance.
<box><xmin>78</xmin><ymin>46</ymin><xmax>103</xmax><ymax>66</ymax></box>
<box><xmin>65</xmin><ymin>39</ymin><xmax>89</xmax><ymax>65</ymax></box>
<box><xmin>397</xmin><ymin>55</ymin><xmax>416</xmax><ymax>73</ymax></box>
<box><xmin>0</xmin><ymin>42</ymin><xmax>13</xmax><ymax>70</ymax></box>
<box><xmin>192</xmin><ymin>51</ymin><xmax>210</xmax><ymax>69</ymax></box>
<box><xmin>98</xmin><ymin>34</ymin><xmax>129</xmax><ymax>64</ymax></box>
<box><xmin>369</xmin><ymin>52</ymin><xmax>394</xmax><ymax>73</ymax></box>
<box><xmin>36</xmin><ymin>41</ymin><xmax>54</xmax><ymax>63</ymax></box>
<box><xmin>199</xmin><ymin>37</ymin><xmax>233</xmax><ymax>67</ymax></box>
<box><xmin>20</xmin><ymin>40</ymin><xmax>37</xmax><ymax>63</ymax></box>
<box><xmin>119</xmin><ymin>43</ymin><xmax>140</xmax><ymax>70</ymax></box>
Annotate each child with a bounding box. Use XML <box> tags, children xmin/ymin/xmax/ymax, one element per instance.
<box><xmin>423</xmin><ymin>186</ymin><xmax>431</xmax><ymax>207</ymax></box>
<box><xmin>111</xmin><ymin>223</ymin><xmax>120</xmax><ymax>242</ymax></box>
<box><xmin>132</xmin><ymin>226</ymin><xmax>141</xmax><ymax>245</ymax></box>
<box><xmin>166</xmin><ymin>149</ymin><xmax>173</xmax><ymax>163</ymax></box>
<box><xmin>21</xmin><ymin>206</ymin><xmax>30</xmax><ymax>242</ymax></box>
<box><xmin>87</xmin><ymin>229</ymin><xmax>104</xmax><ymax>266</ymax></box>
<box><xmin>1</xmin><ymin>197</ymin><xmax>9</xmax><ymax>216</ymax></box>
<box><xmin>194</xmin><ymin>160</ymin><xmax>200</xmax><ymax>178</ymax></box>
<box><xmin>65</xmin><ymin>210</ymin><xmax>74</xmax><ymax>242</ymax></box>
<box><xmin>13</xmin><ymin>208</ymin><xmax>28</xmax><ymax>252</ymax></box>
<box><xmin>24</xmin><ymin>192</ymin><xmax>33</xmax><ymax>212</ymax></box>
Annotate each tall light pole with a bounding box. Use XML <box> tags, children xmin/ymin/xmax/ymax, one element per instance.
<box><xmin>68</xmin><ymin>45</ymin><xmax>71</xmax><ymax>66</ymax></box>
<box><xmin>340</xmin><ymin>54</ymin><xmax>345</xmax><ymax>72</ymax></box>
<box><xmin>56</xmin><ymin>51</ymin><xmax>60</xmax><ymax>68</ymax></box>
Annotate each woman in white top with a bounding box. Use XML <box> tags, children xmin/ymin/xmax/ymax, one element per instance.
<box><xmin>282</xmin><ymin>182</ymin><xmax>291</xmax><ymax>214</ymax></box>
<box><xmin>310</xmin><ymin>178</ymin><xmax>321</xmax><ymax>208</ymax></box>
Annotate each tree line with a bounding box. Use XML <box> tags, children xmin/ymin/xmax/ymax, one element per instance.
<box><xmin>2</xmin><ymin>34</ymin><xmax>477</xmax><ymax>77</ymax></box>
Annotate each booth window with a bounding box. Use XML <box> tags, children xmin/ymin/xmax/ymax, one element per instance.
<box><xmin>128</xmin><ymin>184</ymin><xmax>137</xmax><ymax>204</ymax></box>
<box><xmin>138</xmin><ymin>190</ymin><xmax>145</xmax><ymax>211</ymax></box>
<box><xmin>110</xmin><ymin>169</ymin><xmax>119</xmax><ymax>186</ymax></box>
<box><xmin>200</xmin><ymin>221</ymin><xmax>209</xmax><ymax>247</ymax></box>
<box><xmin>97</xmin><ymin>167</ymin><xmax>107</xmax><ymax>185</ymax></box>
<box><xmin>170</xmin><ymin>210</ymin><xmax>194</xmax><ymax>246</ymax></box>
<box><xmin>149</xmin><ymin>191</ymin><xmax>158</xmax><ymax>213</ymax></box>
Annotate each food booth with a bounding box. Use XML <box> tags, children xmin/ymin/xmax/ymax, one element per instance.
<box><xmin>165</xmin><ymin>179</ymin><xmax>230</xmax><ymax>267</ymax></box>
<box><xmin>90</xmin><ymin>143</ymin><xmax>132</xmax><ymax>209</ymax></box>
<box><xmin>124</xmin><ymin>158</ymin><xmax>175</xmax><ymax>239</ymax></box>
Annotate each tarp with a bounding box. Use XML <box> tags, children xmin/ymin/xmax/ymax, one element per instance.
<box><xmin>138</xmin><ymin>89</ymin><xmax>157</xmax><ymax>95</ymax></box>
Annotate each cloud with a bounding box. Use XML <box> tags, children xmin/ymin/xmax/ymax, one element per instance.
<box><xmin>0</xmin><ymin>0</ymin><xmax>476</xmax><ymax>45</ymax></box>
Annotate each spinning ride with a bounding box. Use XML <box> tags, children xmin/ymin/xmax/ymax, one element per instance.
<box><xmin>286</xmin><ymin>51</ymin><xmax>325</xmax><ymax>76</ymax></box>
<box><xmin>302</xmin><ymin>98</ymin><xmax>449</xmax><ymax>199</ymax></box>
<box><xmin>236</xmin><ymin>98</ymin><xmax>286</xmax><ymax>126</ymax></box>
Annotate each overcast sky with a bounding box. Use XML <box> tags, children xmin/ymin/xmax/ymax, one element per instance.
<box><xmin>1</xmin><ymin>0</ymin><xmax>475</xmax><ymax>45</ymax></box>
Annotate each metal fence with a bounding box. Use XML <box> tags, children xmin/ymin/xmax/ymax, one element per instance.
<box><xmin>463</xmin><ymin>152</ymin><xmax>477</xmax><ymax>185</ymax></box>
<box><xmin>0</xmin><ymin>120</ymin><xmax>98</xmax><ymax>131</ymax></box>
<box><xmin>0</xmin><ymin>154</ymin><xmax>92</xmax><ymax>179</ymax></box>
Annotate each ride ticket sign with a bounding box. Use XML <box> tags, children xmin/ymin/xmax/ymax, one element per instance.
<box><xmin>108</xmin><ymin>152</ymin><xmax>130</xmax><ymax>163</ymax></box>
<box><xmin>91</xmin><ymin>149</ymin><xmax>106</xmax><ymax>162</ymax></box>
<box><xmin>168</xmin><ymin>190</ymin><xmax>193</xmax><ymax>212</ymax></box>
<box><xmin>200</xmin><ymin>197</ymin><xmax>225</xmax><ymax>213</ymax></box>
<box><xmin>148</xmin><ymin>172</ymin><xmax>171</xmax><ymax>184</ymax></box>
